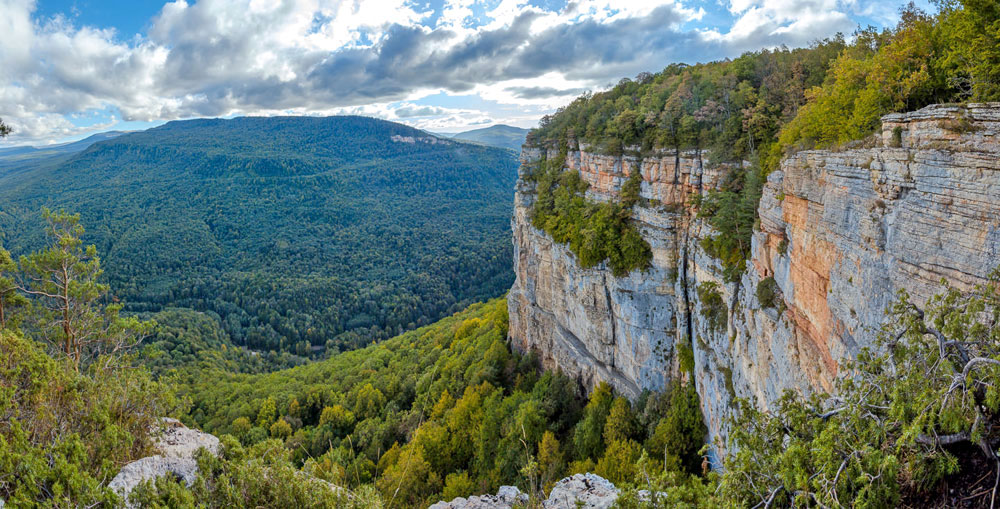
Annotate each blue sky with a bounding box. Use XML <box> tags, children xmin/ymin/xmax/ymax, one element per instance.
<box><xmin>1</xmin><ymin>0</ymin><xmax>931</xmax><ymax>146</ymax></box>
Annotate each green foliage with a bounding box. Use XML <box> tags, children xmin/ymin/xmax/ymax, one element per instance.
<box><xmin>533</xmin><ymin>41</ymin><xmax>846</xmax><ymax>165</ymax></box>
<box><xmin>171</xmin><ymin>299</ymin><xmax>710</xmax><ymax>507</ymax></box>
<box><xmin>780</xmin><ymin>2</ymin><xmax>1000</xmax><ymax>152</ymax></box>
<box><xmin>695</xmin><ymin>282</ymin><xmax>727</xmax><ymax>333</ymax></box>
<box><xmin>647</xmin><ymin>382</ymin><xmax>708</xmax><ymax>476</ymax></box>
<box><xmin>529</xmin><ymin>151</ymin><xmax>652</xmax><ymax>276</ymax></box>
<box><xmin>0</xmin><ymin>244</ymin><xmax>27</xmax><ymax>329</ymax></box>
<box><xmin>677</xmin><ymin>341</ymin><xmax>695</xmax><ymax>376</ymax></box>
<box><xmin>697</xmin><ymin>166</ymin><xmax>763</xmax><ymax>282</ymax></box>
<box><xmin>572</xmin><ymin>382</ymin><xmax>615</xmax><ymax>460</ymax></box>
<box><xmin>0</xmin><ymin>329</ymin><xmax>176</xmax><ymax>507</ymax></box>
<box><xmin>721</xmin><ymin>270</ymin><xmax>1000</xmax><ymax>507</ymax></box>
<box><xmin>755</xmin><ymin>276</ymin><xmax>781</xmax><ymax>310</ymax></box>
<box><xmin>17</xmin><ymin>209</ymin><xmax>153</xmax><ymax>368</ymax></box>
<box><xmin>130</xmin><ymin>437</ymin><xmax>370</xmax><ymax>508</ymax></box>
<box><xmin>0</xmin><ymin>116</ymin><xmax>518</xmax><ymax>356</ymax></box>
<box><xmin>441</xmin><ymin>471</ymin><xmax>477</xmax><ymax>501</ymax></box>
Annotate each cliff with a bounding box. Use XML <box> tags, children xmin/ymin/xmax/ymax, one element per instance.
<box><xmin>508</xmin><ymin>103</ymin><xmax>1000</xmax><ymax>451</ymax></box>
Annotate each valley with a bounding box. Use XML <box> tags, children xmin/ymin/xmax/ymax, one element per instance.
<box><xmin>2</xmin><ymin>1</ymin><xmax>1000</xmax><ymax>508</ymax></box>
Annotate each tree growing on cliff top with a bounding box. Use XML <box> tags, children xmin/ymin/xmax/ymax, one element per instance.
<box><xmin>721</xmin><ymin>269</ymin><xmax>1000</xmax><ymax>507</ymax></box>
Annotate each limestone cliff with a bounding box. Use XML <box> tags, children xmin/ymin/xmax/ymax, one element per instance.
<box><xmin>507</xmin><ymin>103</ymin><xmax>1000</xmax><ymax>450</ymax></box>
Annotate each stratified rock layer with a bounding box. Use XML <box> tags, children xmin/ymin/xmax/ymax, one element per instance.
<box><xmin>508</xmin><ymin>103</ymin><xmax>1000</xmax><ymax>449</ymax></box>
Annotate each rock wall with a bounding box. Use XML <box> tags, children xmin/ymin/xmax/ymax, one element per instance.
<box><xmin>507</xmin><ymin>103</ymin><xmax>1000</xmax><ymax>451</ymax></box>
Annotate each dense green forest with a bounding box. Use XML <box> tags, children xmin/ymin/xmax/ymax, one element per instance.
<box><xmin>527</xmin><ymin>0</ymin><xmax>1000</xmax><ymax>280</ymax></box>
<box><xmin>168</xmin><ymin>298</ymin><xmax>707</xmax><ymax>507</ymax></box>
<box><xmin>0</xmin><ymin>208</ymin><xmax>709</xmax><ymax>507</ymax></box>
<box><xmin>2</xmin><ymin>167</ymin><xmax>1000</xmax><ymax>508</ymax></box>
<box><xmin>0</xmin><ymin>116</ymin><xmax>518</xmax><ymax>356</ymax></box>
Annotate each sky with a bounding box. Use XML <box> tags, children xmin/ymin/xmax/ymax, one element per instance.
<box><xmin>0</xmin><ymin>0</ymin><xmax>931</xmax><ymax>146</ymax></box>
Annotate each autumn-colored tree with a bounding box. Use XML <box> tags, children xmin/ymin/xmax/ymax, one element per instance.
<box><xmin>538</xmin><ymin>431</ymin><xmax>564</xmax><ymax>492</ymax></box>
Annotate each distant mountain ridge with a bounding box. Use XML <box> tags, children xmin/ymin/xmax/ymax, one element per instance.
<box><xmin>449</xmin><ymin>124</ymin><xmax>529</xmax><ymax>151</ymax></box>
<box><xmin>0</xmin><ymin>115</ymin><xmax>518</xmax><ymax>355</ymax></box>
<box><xmin>0</xmin><ymin>131</ymin><xmax>127</xmax><ymax>163</ymax></box>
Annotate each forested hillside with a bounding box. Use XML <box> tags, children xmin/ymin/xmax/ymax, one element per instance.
<box><xmin>154</xmin><ymin>298</ymin><xmax>710</xmax><ymax>507</ymax></box>
<box><xmin>0</xmin><ymin>116</ymin><xmax>518</xmax><ymax>355</ymax></box>
<box><xmin>450</xmin><ymin>125</ymin><xmax>529</xmax><ymax>151</ymax></box>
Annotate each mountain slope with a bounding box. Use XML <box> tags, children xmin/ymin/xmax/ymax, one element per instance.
<box><xmin>0</xmin><ymin>131</ymin><xmax>127</xmax><ymax>166</ymax></box>
<box><xmin>0</xmin><ymin>116</ymin><xmax>518</xmax><ymax>354</ymax></box>
<box><xmin>450</xmin><ymin>124</ymin><xmax>529</xmax><ymax>151</ymax></box>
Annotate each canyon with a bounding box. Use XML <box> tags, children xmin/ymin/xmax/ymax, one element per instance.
<box><xmin>507</xmin><ymin>103</ymin><xmax>1000</xmax><ymax>452</ymax></box>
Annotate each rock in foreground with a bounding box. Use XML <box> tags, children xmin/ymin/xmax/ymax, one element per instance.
<box><xmin>108</xmin><ymin>418</ymin><xmax>220</xmax><ymax>502</ymax></box>
<box><xmin>430</xmin><ymin>473</ymin><xmax>620</xmax><ymax>508</ymax></box>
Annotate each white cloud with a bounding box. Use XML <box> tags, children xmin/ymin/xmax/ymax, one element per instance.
<box><xmin>0</xmin><ymin>0</ymin><xmax>901</xmax><ymax>145</ymax></box>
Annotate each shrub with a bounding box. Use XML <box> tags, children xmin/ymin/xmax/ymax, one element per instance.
<box><xmin>696</xmin><ymin>282</ymin><xmax>727</xmax><ymax>333</ymax></box>
<box><xmin>755</xmin><ymin>276</ymin><xmax>781</xmax><ymax>310</ymax></box>
<box><xmin>0</xmin><ymin>330</ymin><xmax>175</xmax><ymax>507</ymax></box>
<box><xmin>891</xmin><ymin>126</ymin><xmax>904</xmax><ymax>147</ymax></box>
<box><xmin>530</xmin><ymin>149</ymin><xmax>652</xmax><ymax>276</ymax></box>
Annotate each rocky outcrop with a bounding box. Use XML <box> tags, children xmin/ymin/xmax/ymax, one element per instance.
<box><xmin>508</xmin><ymin>103</ymin><xmax>1000</xmax><ymax>452</ymax></box>
<box><xmin>109</xmin><ymin>418</ymin><xmax>220</xmax><ymax>503</ymax></box>
<box><xmin>543</xmin><ymin>473</ymin><xmax>619</xmax><ymax>508</ymax></box>
<box><xmin>430</xmin><ymin>474</ymin><xmax>622</xmax><ymax>509</ymax></box>
<box><xmin>428</xmin><ymin>485</ymin><xmax>529</xmax><ymax>509</ymax></box>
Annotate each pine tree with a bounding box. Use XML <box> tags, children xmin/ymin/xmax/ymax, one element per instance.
<box><xmin>18</xmin><ymin>209</ymin><xmax>152</xmax><ymax>368</ymax></box>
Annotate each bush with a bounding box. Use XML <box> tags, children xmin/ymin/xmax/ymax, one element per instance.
<box><xmin>696</xmin><ymin>282</ymin><xmax>727</xmax><ymax>333</ymax></box>
<box><xmin>0</xmin><ymin>330</ymin><xmax>175</xmax><ymax>507</ymax></box>
<box><xmin>721</xmin><ymin>271</ymin><xmax>1000</xmax><ymax>507</ymax></box>
<box><xmin>755</xmin><ymin>276</ymin><xmax>781</xmax><ymax>310</ymax></box>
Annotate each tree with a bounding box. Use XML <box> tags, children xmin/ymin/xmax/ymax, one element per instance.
<box><xmin>538</xmin><ymin>431</ymin><xmax>564</xmax><ymax>491</ymax></box>
<box><xmin>18</xmin><ymin>209</ymin><xmax>152</xmax><ymax>369</ymax></box>
<box><xmin>573</xmin><ymin>382</ymin><xmax>614</xmax><ymax>460</ymax></box>
<box><xmin>0</xmin><ymin>118</ymin><xmax>10</xmax><ymax>138</ymax></box>
<box><xmin>0</xmin><ymin>246</ymin><xmax>27</xmax><ymax>329</ymax></box>
<box><xmin>604</xmin><ymin>397</ymin><xmax>638</xmax><ymax>444</ymax></box>
<box><xmin>647</xmin><ymin>382</ymin><xmax>707</xmax><ymax>474</ymax></box>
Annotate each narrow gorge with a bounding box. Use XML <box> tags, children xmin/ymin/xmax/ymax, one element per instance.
<box><xmin>508</xmin><ymin>103</ymin><xmax>1000</xmax><ymax>453</ymax></box>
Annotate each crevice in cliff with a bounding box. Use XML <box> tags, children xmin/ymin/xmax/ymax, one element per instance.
<box><xmin>603</xmin><ymin>278</ymin><xmax>617</xmax><ymax>369</ymax></box>
<box><xmin>679</xmin><ymin>230</ymin><xmax>694</xmax><ymax>353</ymax></box>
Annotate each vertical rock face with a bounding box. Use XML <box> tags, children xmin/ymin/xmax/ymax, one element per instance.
<box><xmin>508</xmin><ymin>103</ymin><xmax>1000</xmax><ymax>450</ymax></box>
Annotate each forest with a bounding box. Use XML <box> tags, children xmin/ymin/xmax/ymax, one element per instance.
<box><xmin>0</xmin><ymin>116</ymin><xmax>518</xmax><ymax>357</ymax></box>
<box><xmin>4</xmin><ymin>209</ymin><xmax>999</xmax><ymax>508</ymax></box>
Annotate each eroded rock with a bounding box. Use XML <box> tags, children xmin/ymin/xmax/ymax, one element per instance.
<box><xmin>109</xmin><ymin>418</ymin><xmax>219</xmax><ymax>503</ymax></box>
<box><xmin>508</xmin><ymin>103</ymin><xmax>1000</xmax><ymax>453</ymax></box>
<box><xmin>429</xmin><ymin>474</ymin><xmax>624</xmax><ymax>509</ymax></box>
<box><xmin>543</xmin><ymin>474</ymin><xmax>619</xmax><ymax>508</ymax></box>
<box><xmin>428</xmin><ymin>485</ymin><xmax>529</xmax><ymax>509</ymax></box>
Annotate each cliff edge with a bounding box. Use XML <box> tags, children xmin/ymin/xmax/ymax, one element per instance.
<box><xmin>508</xmin><ymin>103</ymin><xmax>1000</xmax><ymax>450</ymax></box>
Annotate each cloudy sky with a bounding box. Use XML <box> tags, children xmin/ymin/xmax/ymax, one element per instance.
<box><xmin>1</xmin><ymin>0</ymin><xmax>929</xmax><ymax>146</ymax></box>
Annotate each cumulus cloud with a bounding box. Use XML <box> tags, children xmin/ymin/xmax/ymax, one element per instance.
<box><xmin>0</xmin><ymin>0</ymin><xmax>888</xmax><ymax>144</ymax></box>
